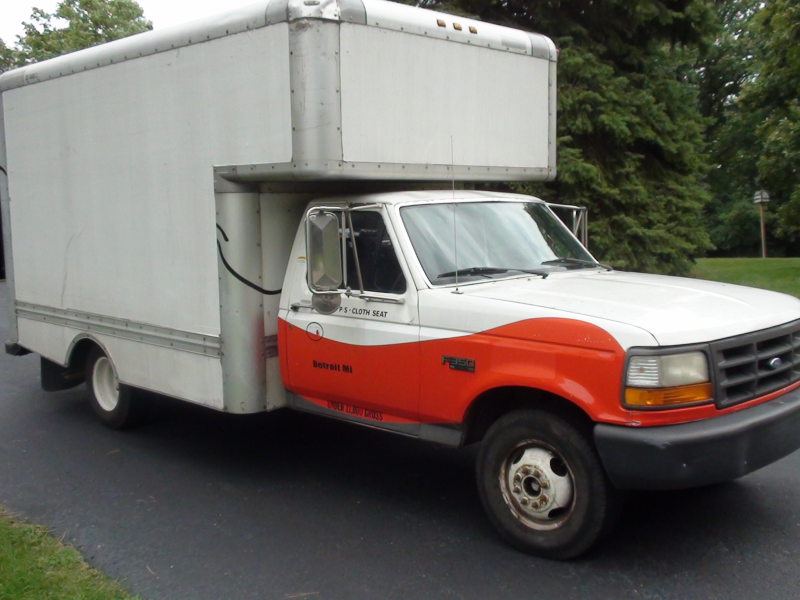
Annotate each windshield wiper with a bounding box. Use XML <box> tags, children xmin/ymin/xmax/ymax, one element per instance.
<box><xmin>435</xmin><ymin>267</ymin><xmax>510</xmax><ymax>280</ymax></box>
<box><xmin>435</xmin><ymin>267</ymin><xmax>550</xmax><ymax>281</ymax></box>
<box><xmin>540</xmin><ymin>257</ymin><xmax>613</xmax><ymax>271</ymax></box>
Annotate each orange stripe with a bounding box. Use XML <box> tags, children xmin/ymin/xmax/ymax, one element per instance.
<box><xmin>280</xmin><ymin>316</ymin><xmax>628</xmax><ymax>425</ymax></box>
<box><xmin>279</xmin><ymin>317</ymin><xmax>800</xmax><ymax>430</ymax></box>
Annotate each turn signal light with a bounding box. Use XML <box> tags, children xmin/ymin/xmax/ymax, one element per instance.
<box><xmin>437</xmin><ymin>19</ymin><xmax>446</xmax><ymax>27</ymax></box>
<box><xmin>453</xmin><ymin>23</ymin><xmax>462</xmax><ymax>30</ymax></box>
<box><xmin>625</xmin><ymin>383</ymin><xmax>713</xmax><ymax>407</ymax></box>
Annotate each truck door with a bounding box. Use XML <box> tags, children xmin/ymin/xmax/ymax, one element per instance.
<box><xmin>283</xmin><ymin>207</ymin><xmax>420</xmax><ymax>428</ymax></box>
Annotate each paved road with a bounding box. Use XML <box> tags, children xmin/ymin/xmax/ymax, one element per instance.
<box><xmin>1</xmin><ymin>280</ymin><xmax>799</xmax><ymax>600</ymax></box>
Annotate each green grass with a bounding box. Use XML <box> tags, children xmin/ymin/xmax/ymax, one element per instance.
<box><xmin>0</xmin><ymin>508</ymin><xmax>137</xmax><ymax>600</ymax></box>
<box><xmin>692</xmin><ymin>258</ymin><xmax>800</xmax><ymax>298</ymax></box>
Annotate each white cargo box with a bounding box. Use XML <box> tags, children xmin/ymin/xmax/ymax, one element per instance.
<box><xmin>0</xmin><ymin>0</ymin><xmax>556</xmax><ymax>183</ymax></box>
<box><xmin>0</xmin><ymin>0</ymin><xmax>557</xmax><ymax>413</ymax></box>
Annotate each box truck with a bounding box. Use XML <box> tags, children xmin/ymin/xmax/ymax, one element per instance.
<box><xmin>2</xmin><ymin>0</ymin><xmax>800</xmax><ymax>559</ymax></box>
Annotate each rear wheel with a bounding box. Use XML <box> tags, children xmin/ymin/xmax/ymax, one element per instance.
<box><xmin>85</xmin><ymin>346</ymin><xmax>140</xmax><ymax>429</ymax></box>
<box><xmin>476</xmin><ymin>409</ymin><xmax>620</xmax><ymax>559</ymax></box>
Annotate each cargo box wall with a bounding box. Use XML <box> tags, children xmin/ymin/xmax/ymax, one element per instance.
<box><xmin>338</xmin><ymin>22</ymin><xmax>551</xmax><ymax>171</ymax></box>
<box><xmin>1</xmin><ymin>24</ymin><xmax>293</xmax><ymax>407</ymax></box>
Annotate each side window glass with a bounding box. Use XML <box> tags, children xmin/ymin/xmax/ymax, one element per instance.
<box><xmin>345</xmin><ymin>212</ymin><xmax>407</xmax><ymax>294</ymax></box>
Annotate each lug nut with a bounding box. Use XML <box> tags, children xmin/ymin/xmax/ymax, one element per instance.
<box><xmin>521</xmin><ymin>467</ymin><xmax>530</xmax><ymax>475</ymax></box>
<box><xmin>533</xmin><ymin>469</ymin><xmax>541</xmax><ymax>478</ymax></box>
<box><xmin>540</xmin><ymin>481</ymin><xmax>549</xmax><ymax>489</ymax></box>
<box><xmin>520</xmin><ymin>497</ymin><xmax>529</xmax><ymax>506</ymax></box>
<box><xmin>513</xmin><ymin>486</ymin><xmax>521</xmax><ymax>494</ymax></box>
<box><xmin>513</xmin><ymin>473</ymin><xmax>521</xmax><ymax>482</ymax></box>
<box><xmin>540</xmin><ymin>495</ymin><xmax>548</xmax><ymax>503</ymax></box>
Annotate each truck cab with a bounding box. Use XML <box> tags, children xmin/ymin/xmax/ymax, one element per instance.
<box><xmin>277</xmin><ymin>190</ymin><xmax>800</xmax><ymax>558</ymax></box>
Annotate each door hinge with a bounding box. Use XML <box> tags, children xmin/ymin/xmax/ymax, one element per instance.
<box><xmin>262</xmin><ymin>335</ymin><xmax>279</xmax><ymax>358</ymax></box>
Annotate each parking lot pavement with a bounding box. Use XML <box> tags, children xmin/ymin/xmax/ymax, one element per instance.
<box><xmin>2</xmin><ymin>279</ymin><xmax>800</xmax><ymax>600</ymax></box>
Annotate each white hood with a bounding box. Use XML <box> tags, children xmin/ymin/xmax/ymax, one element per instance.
<box><xmin>463</xmin><ymin>271</ymin><xmax>800</xmax><ymax>346</ymax></box>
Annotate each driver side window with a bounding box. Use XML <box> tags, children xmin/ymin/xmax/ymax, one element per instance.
<box><xmin>345</xmin><ymin>212</ymin><xmax>407</xmax><ymax>295</ymax></box>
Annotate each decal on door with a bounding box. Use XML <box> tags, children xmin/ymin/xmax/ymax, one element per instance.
<box><xmin>306</xmin><ymin>322</ymin><xmax>324</xmax><ymax>341</ymax></box>
<box><xmin>312</xmin><ymin>360</ymin><xmax>353</xmax><ymax>373</ymax></box>
<box><xmin>337</xmin><ymin>306</ymin><xmax>390</xmax><ymax>318</ymax></box>
<box><xmin>327</xmin><ymin>400</ymin><xmax>384</xmax><ymax>421</ymax></box>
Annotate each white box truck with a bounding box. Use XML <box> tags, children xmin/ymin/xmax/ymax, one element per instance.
<box><xmin>2</xmin><ymin>0</ymin><xmax>800</xmax><ymax>559</ymax></box>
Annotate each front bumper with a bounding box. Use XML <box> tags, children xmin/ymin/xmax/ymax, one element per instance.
<box><xmin>594</xmin><ymin>386</ymin><xmax>800</xmax><ymax>490</ymax></box>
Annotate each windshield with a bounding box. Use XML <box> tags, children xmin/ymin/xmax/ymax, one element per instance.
<box><xmin>400</xmin><ymin>201</ymin><xmax>595</xmax><ymax>285</ymax></box>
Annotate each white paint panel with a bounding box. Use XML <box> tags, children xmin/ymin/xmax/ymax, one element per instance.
<box><xmin>417</xmin><ymin>286</ymin><xmax>659</xmax><ymax>351</ymax></box>
<box><xmin>260</xmin><ymin>194</ymin><xmax>310</xmax><ymax>336</ymax></box>
<box><xmin>18</xmin><ymin>318</ymin><xmax>224</xmax><ymax>408</ymax></box>
<box><xmin>5</xmin><ymin>25</ymin><xmax>292</xmax><ymax>336</ymax></box>
<box><xmin>339</xmin><ymin>24</ymin><xmax>550</xmax><ymax>168</ymax></box>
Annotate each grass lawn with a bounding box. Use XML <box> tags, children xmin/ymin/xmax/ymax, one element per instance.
<box><xmin>692</xmin><ymin>257</ymin><xmax>800</xmax><ymax>298</ymax></box>
<box><xmin>0</xmin><ymin>508</ymin><xmax>137</xmax><ymax>600</ymax></box>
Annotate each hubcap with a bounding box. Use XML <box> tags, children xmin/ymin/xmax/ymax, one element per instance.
<box><xmin>93</xmin><ymin>356</ymin><xmax>120</xmax><ymax>412</ymax></box>
<box><xmin>501</xmin><ymin>443</ymin><xmax>575</xmax><ymax>530</ymax></box>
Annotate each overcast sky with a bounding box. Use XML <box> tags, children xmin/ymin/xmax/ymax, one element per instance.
<box><xmin>2</xmin><ymin>0</ymin><xmax>252</xmax><ymax>45</ymax></box>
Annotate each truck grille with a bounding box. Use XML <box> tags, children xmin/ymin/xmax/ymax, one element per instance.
<box><xmin>710</xmin><ymin>319</ymin><xmax>800</xmax><ymax>409</ymax></box>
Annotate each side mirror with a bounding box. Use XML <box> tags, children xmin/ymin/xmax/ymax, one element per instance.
<box><xmin>306</xmin><ymin>211</ymin><xmax>343</xmax><ymax>314</ymax></box>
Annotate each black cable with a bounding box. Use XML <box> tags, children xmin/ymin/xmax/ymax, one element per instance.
<box><xmin>216</xmin><ymin>224</ymin><xmax>282</xmax><ymax>296</ymax></box>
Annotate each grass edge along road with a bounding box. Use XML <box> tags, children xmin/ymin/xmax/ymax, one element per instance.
<box><xmin>692</xmin><ymin>257</ymin><xmax>800</xmax><ymax>298</ymax></box>
<box><xmin>0</xmin><ymin>507</ymin><xmax>138</xmax><ymax>600</ymax></box>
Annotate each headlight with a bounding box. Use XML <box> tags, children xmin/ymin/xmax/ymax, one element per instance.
<box><xmin>624</xmin><ymin>351</ymin><xmax>712</xmax><ymax>408</ymax></box>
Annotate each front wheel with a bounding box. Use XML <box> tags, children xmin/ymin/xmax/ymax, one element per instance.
<box><xmin>476</xmin><ymin>409</ymin><xmax>620</xmax><ymax>559</ymax></box>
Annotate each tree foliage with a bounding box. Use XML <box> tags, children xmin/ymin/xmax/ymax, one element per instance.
<box><xmin>0</xmin><ymin>40</ymin><xmax>18</xmax><ymax>73</ymax></box>
<box><xmin>697</xmin><ymin>0</ymin><xmax>764</xmax><ymax>257</ymax></box>
<box><xmin>3</xmin><ymin>0</ymin><xmax>151</xmax><ymax>69</ymax></box>
<box><xmin>699</xmin><ymin>0</ymin><xmax>800</xmax><ymax>257</ymax></box>
<box><xmin>743</xmin><ymin>0</ymin><xmax>800</xmax><ymax>250</ymax></box>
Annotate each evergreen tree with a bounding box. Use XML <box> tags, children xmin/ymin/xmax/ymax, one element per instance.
<box><xmin>406</xmin><ymin>0</ymin><xmax>715</xmax><ymax>274</ymax></box>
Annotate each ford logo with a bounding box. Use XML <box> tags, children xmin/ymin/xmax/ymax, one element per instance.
<box><xmin>768</xmin><ymin>357</ymin><xmax>783</xmax><ymax>370</ymax></box>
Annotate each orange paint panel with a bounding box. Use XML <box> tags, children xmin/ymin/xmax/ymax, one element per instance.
<box><xmin>278</xmin><ymin>315</ymin><xmax>799</xmax><ymax>431</ymax></box>
<box><xmin>281</xmin><ymin>319</ymin><xmax>420</xmax><ymax>421</ymax></box>
<box><xmin>419</xmin><ymin>318</ymin><xmax>626</xmax><ymax>424</ymax></box>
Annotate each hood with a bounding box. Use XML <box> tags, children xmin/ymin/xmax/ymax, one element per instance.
<box><xmin>462</xmin><ymin>270</ymin><xmax>800</xmax><ymax>346</ymax></box>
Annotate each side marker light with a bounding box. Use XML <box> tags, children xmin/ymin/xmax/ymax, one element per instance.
<box><xmin>437</xmin><ymin>19</ymin><xmax>446</xmax><ymax>27</ymax></box>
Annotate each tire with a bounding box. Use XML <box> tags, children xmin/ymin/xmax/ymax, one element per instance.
<box><xmin>85</xmin><ymin>346</ymin><xmax>140</xmax><ymax>429</ymax></box>
<box><xmin>476</xmin><ymin>409</ymin><xmax>621</xmax><ymax>559</ymax></box>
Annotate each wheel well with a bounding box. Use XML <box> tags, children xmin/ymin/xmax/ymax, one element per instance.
<box><xmin>462</xmin><ymin>387</ymin><xmax>595</xmax><ymax>446</ymax></box>
<box><xmin>68</xmin><ymin>338</ymin><xmax>102</xmax><ymax>374</ymax></box>
<box><xmin>40</xmin><ymin>337</ymin><xmax>103</xmax><ymax>392</ymax></box>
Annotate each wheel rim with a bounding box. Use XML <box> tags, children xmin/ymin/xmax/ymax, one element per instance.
<box><xmin>499</xmin><ymin>441</ymin><xmax>576</xmax><ymax>531</ymax></box>
<box><xmin>92</xmin><ymin>356</ymin><xmax>120</xmax><ymax>412</ymax></box>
